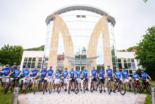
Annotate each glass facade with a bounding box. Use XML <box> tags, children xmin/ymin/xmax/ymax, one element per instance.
<box><xmin>43</xmin><ymin>10</ymin><xmax>117</xmax><ymax>71</ymax></box>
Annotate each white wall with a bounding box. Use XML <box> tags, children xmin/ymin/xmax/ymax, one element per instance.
<box><xmin>20</xmin><ymin>51</ymin><xmax>44</xmax><ymax>70</ymax></box>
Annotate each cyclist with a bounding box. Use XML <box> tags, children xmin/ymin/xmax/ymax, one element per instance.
<box><xmin>20</xmin><ymin>66</ymin><xmax>31</xmax><ymax>92</ymax></box>
<box><xmin>0</xmin><ymin>64</ymin><xmax>12</xmax><ymax>90</ymax></box>
<box><xmin>115</xmin><ymin>68</ymin><xmax>122</xmax><ymax>92</ymax></box>
<box><xmin>106</xmin><ymin>65</ymin><xmax>116</xmax><ymax>93</ymax></box>
<box><xmin>10</xmin><ymin>66</ymin><xmax>22</xmax><ymax>90</ymax></box>
<box><xmin>31</xmin><ymin>66</ymin><xmax>39</xmax><ymax>89</ymax></box>
<box><xmin>91</xmin><ymin>66</ymin><xmax>97</xmax><ymax>91</ymax></box>
<box><xmin>75</xmin><ymin>67</ymin><xmax>82</xmax><ymax>91</ymax></box>
<box><xmin>62</xmin><ymin>68</ymin><xmax>69</xmax><ymax>92</ymax></box>
<box><xmin>39</xmin><ymin>66</ymin><xmax>48</xmax><ymax>91</ymax></box>
<box><xmin>141</xmin><ymin>69</ymin><xmax>152</xmax><ymax>87</ymax></box>
<box><xmin>98</xmin><ymin>67</ymin><xmax>106</xmax><ymax>92</ymax></box>
<box><xmin>11</xmin><ymin>62</ymin><xmax>17</xmax><ymax>78</ymax></box>
<box><xmin>53</xmin><ymin>70</ymin><xmax>61</xmax><ymax>92</ymax></box>
<box><xmin>47</xmin><ymin>66</ymin><xmax>54</xmax><ymax>91</ymax></box>
<box><xmin>69</xmin><ymin>67</ymin><xmax>76</xmax><ymax>92</ymax></box>
<box><xmin>82</xmin><ymin>67</ymin><xmax>89</xmax><ymax>91</ymax></box>
<box><xmin>121</xmin><ymin>68</ymin><xmax>129</xmax><ymax>90</ymax></box>
<box><xmin>132</xmin><ymin>71</ymin><xmax>140</xmax><ymax>87</ymax></box>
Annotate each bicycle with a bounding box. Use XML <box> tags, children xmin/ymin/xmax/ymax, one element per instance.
<box><xmin>135</xmin><ymin>79</ymin><xmax>143</xmax><ymax>94</ymax></box>
<box><xmin>98</xmin><ymin>77</ymin><xmax>104</xmax><ymax>93</ymax></box>
<box><xmin>42</xmin><ymin>78</ymin><xmax>48</xmax><ymax>95</ymax></box>
<box><xmin>68</xmin><ymin>78</ymin><xmax>72</xmax><ymax>94</ymax></box>
<box><xmin>24</xmin><ymin>77</ymin><xmax>32</xmax><ymax>94</ymax></box>
<box><xmin>0</xmin><ymin>71</ymin><xmax>4</xmax><ymax>87</ymax></box>
<box><xmin>74</xmin><ymin>77</ymin><xmax>80</xmax><ymax>94</ymax></box>
<box><xmin>106</xmin><ymin>77</ymin><xmax>111</xmax><ymax>95</ymax></box>
<box><xmin>60</xmin><ymin>76</ymin><xmax>64</xmax><ymax>90</ymax></box>
<box><xmin>128</xmin><ymin>77</ymin><xmax>137</xmax><ymax>94</ymax></box>
<box><xmin>33</xmin><ymin>77</ymin><xmax>41</xmax><ymax>94</ymax></box>
<box><xmin>49</xmin><ymin>78</ymin><xmax>54</xmax><ymax>94</ymax></box>
<box><xmin>4</xmin><ymin>77</ymin><xmax>14</xmax><ymax>94</ymax></box>
<box><xmin>82</xmin><ymin>78</ymin><xmax>87</xmax><ymax>93</ymax></box>
<box><xmin>114</xmin><ymin>78</ymin><xmax>126</xmax><ymax>95</ymax></box>
<box><xmin>90</xmin><ymin>77</ymin><xmax>95</xmax><ymax>93</ymax></box>
<box><xmin>141</xmin><ymin>79</ymin><xmax>154</xmax><ymax>94</ymax></box>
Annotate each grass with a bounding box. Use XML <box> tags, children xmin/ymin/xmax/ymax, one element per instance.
<box><xmin>144</xmin><ymin>80</ymin><xmax>155</xmax><ymax>104</ymax></box>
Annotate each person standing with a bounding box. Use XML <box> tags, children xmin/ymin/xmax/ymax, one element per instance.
<box><xmin>69</xmin><ymin>67</ymin><xmax>76</xmax><ymax>92</ymax></box>
<box><xmin>115</xmin><ymin>68</ymin><xmax>122</xmax><ymax>92</ymax></box>
<box><xmin>39</xmin><ymin>67</ymin><xmax>48</xmax><ymax>91</ymax></box>
<box><xmin>82</xmin><ymin>67</ymin><xmax>89</xmax><ymax>91</ymax></box>
<box><xmin>141</xmin><ymin>69</ymin><xmax>152</xmax><ymax>87</ymax></box>
<box><xmin>62</xmin><ymin>68</ymin><xmax>69</xmax><ymax>92</ymax></box>
<box><xmin>98</xmin><ymin>67</ymin><xmax>106</xmax><ymax>92</ymax></box>
<box><xmin>31</xmin><ymin>66</ymin><xmax>39</xmax><ymax>89</ymax></box>
<box><xmin>91</xmin><ymin>66</ymin><xmax>98</xmax><ymax>91</ymax></box>
<box><xmin>121</xmin><ymin>68</ymin><xmax>129</xmax><ymax>90</ymax></box>
<box><xmin>0</xmin><ymin>64</ymin><xmax>12</xmax><ymax>90</ymax></box>
<box><xmin>47</xmin><ymin>66</ymin><xmax>54</xmax><ymax>90</ymax></box>
<box><xmin>106</xmin><ymin>65</ymin><xmax>116</xmax><ymax>93</ymax></box>
<box><xmin>53</xmin><ymin>70</ymin><xmax>61</xmax><ymax>92</ymax></box>
<box><xmin>75</xmin><ymin>67</ymin><xmax>82</xmax><ymax>91</ymax></box>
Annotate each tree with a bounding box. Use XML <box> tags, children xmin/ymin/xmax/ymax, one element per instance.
<box><xmin>0</xmin><ymin>44</ymin><xmax>23</xmax><ymax>66</ymax></box>
<box><xmin>135</xmin><ymin>26</ymin><xmax>155</xmax><ymax>80</ymax></box>
<box><xmin>136</xmin><ymin>69</ymin><xmax>141</xmax><ymax>77</ymax></box>
<box><xmin>127</xmin><ymin>46</ymin><xmax>136</xmax><ymax>52</ymax></box>
<box><xmin>119</xmin><ymin>49</ymin><xmax>126</xmax><ymax>52</ymax></box>
<box><xmin>25</xmin><ymin>45</ymin><xmax>44</xmax><ymax>51</ymax></box>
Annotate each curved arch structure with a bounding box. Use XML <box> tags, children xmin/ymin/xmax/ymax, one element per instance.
<box><xmin>45</xmin><ymin>5</ymin><xmax>116</xmax><ymax>26</ymax></box>
<box><xmin>48</xmin><ymin>14</ymin><xmax>74</xmax><ymax>71</ymax></box>
<box><xmin>87</xmin><ymin>15</ymin><xmax>113</xmax><ymax>70</ymax></box>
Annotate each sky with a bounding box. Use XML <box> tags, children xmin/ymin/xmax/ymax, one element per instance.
<box><xmin>0</xmin><ymin>0</ymin><xmax>155</xmax><ymax>50</ymax></box>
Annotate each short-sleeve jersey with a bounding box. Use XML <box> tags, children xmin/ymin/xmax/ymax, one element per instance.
<box><xmin>98</xmin><ymin>70</ymin><xmax>105</xmax><ymax>78</ymax></box>
<box><xmin>47</xmin><ymin>69</ymin><xmax>54</xmax><ymax>76</ymax></box>
<box><xmin>22</xmin><ymin>69</ymin><xmax>30</xmax><ymax>77</ymax></box>
<box><xmin>91</xmin><ymin>70</ymin><xmax>97</xmax><ymax>77</ymax></box>
<box><xmin>76</xmin><ymin>71</ymin><xmax>82</xmax><ymax>78</ymax></box>
<box><xmin>69</xmin><ymin>71</ymin><xmax>75</xmax><ymax>78</ymax></box>
<box><xmin>62</xmin><ymin>71</ymin><xmax>68</xmax><ymax>78</ymax></box>
<box><xmin>32</xmin><ymin>70</ymin><xmax>39</xmax><ymax>77</ymax></box>
<box><xmin>121</xmin><ymin>71</ymin><xmax>128</xmax><ymax>78</ymax></box>
<box><xmin>13</xmin><ymin>70</ymin><xmax>22</xmax><ymax>78</ymax></box>
<box><xmin>132</xmin><ymin>74</ymin><xmax>139</xmax><ymax>81</ymax></box>
<box><xmin>83</xmin><ymin>70</ymin><xmax>88</xmax><ymax>78</ymax></box>
<box><xmin>40</xmin><ymin>70</ymin><xmax>47</xmax><ymax>78</ymax></box>
<box><xmin>141</xmin><ymin>72</ymin><xmax>148</xmax><ymax>80</ymax></box>
<box><xmin>2</xmin><ymin>68</ymin><xmax>11</xmax><ymax>76</ymax></box>
<box><xmin>54</xmin><ymin>73</ymin><xmax>60</xmax><ymax>78</ymax></box>
<box><xmin>115</xmin><ymin>72</ymin><xmax>121</xmax><ymax>79</ymax></box>
<box><xmin>106</xmin><ymin>69</ymin><xmax>113</xmax><ymax>77</ymax></box>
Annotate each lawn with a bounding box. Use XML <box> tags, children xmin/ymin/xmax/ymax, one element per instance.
<box><xmin>144</xmin><ymin>80</ymin><xmax>155</xmax><ymax>104</ymax></box>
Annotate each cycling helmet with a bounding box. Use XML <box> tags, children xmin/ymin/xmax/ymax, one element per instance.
<box><xmin>133</xmin><ymin>71</ymin><xmax>136</xmax><ymax>73</ymax></box>
<box><xmin>107</xmin><ymin>65</ymin><xmax>110</xmax><ymax>67</ymax></box>
<box><xmin>141</xmin><ymin>69</ymin><xmax>144</xmax><ymax>71</ymax></box>
<box><xmin>122</xmin><ymin>68</ymin><xmax>125</xmax><ymax>70</ymax></box>
<box><xmin>17</xmin><ymin>66</ymin><xmax>20</xmax><ymax>68</ymax></box>
<box><xmin>100</xmin><ymin>67</ymin><xmax>103</xmax><ymax>69</ymax></box>
<box><xmin>6</xmin><ymin>64</ymin><xmax>9</xmax><ymax>67</ymax></box>
<box><xmin>14</xmin><ymin>62</ymin><xmax>16</xmax><ymax>65</ymax></box>
<box><xmin>116</xmin><ymin>68</ymin><xmax>119</xmax><ymax>70</ymax></box>
<box><xmin>50</xmin><ymin>66</ymin><xmax>52</xmax><ymax>68</ymax></box>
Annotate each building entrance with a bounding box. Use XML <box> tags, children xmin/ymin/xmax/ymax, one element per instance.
<box><xmin>75</xmin><ymin>65</ymin><xmax>87</xmax><ymax>72</ymax></box>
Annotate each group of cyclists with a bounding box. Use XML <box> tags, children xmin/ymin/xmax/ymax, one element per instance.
<box><xmin>0</xmin><ymin>63</ymin><xmax>152</xmax><ymax>94</ymax></box>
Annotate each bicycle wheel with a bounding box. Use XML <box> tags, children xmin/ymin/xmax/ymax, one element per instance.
<box><xmin>4</xmin><ymin>82</ymin><xmax>11</xmax><ymax>94</ymax></box>
<box><xmin>131</xmin><ymin>83</ymin><xmax>137</xmax><ymax>94</ymax></box>
<box><xmin>90</xmin><ymin>81</ymin><xmax>94</xmax><ymax>93</ymax></box>
<box><xmin>33</xmin><ymin>82</ymin><xmax>38</xmax><ymax>94</ymax></box>
<box><xmin>75</xmin><ymin>83</ymin><xmax>79</xmax><ymax>94</ymax></box>
<box><xmin>83</xmin><ymin>81</ymin><xmax>85</xmax><ymax>93</ymax></box>
<box><xmin>43</xmin><ymin>81</ymin><xmax>47</xmax><ymax>95</ymax></box>
<box><xmin>114</xmin><ymin>82</ymin><xmax>118</xmax><ymax>91</ymax></box>
<box><xmin>25</xmin><ymin>83</ymin><xmax>29</xmax><ymax>94</ymax></box>
<box><xmin>107</xmin><ymin>81</ymin><xmax>111</xmax><ymax>95</ymax></box>
<box><xmin>137</xmin><ymin>83</ymin><xmax>143</xmax><ymax>94</ymax></box>
<box><xmin>68</xmin><ymin>81</ymin><xmax>71</xmax><ymax>94</ymax></box>
<box><xmin>0</xmin><ymin>79</ymin><xmax>3</xmax><ymax>87</ymax></box>
<box><xmin>49</xmin><ymin>83</ymin><xmax>53</xmax><ymax>94</ymax></box>
<box><xmin>146</xmin><ymin>84</ymin><xmax>154</xmax><ymax>94</ymax></box>
<box><xmin>99</xmin><ymin>83</ymin><xmax>102</xmax><ymax>93</ymax></box>
<box><xmin>120</xmin><ymin>83</ymin><xmax>126</xmax><ymax>95</ymax></box>
<box><xmin>57</xmin><ymin>84</ymin><xmax>61</xmax><ymax>93</ymax></box>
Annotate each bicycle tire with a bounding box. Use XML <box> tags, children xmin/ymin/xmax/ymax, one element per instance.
<box><xmin>137</xmin><ymin>83</ymin><xmax>143</xmax><ymax>94</ymax></box>
<box><xmin>83</xmin><ymin>81</ymin><xmax>85</xmax><ymax>93</ymax></box>
<box><xmin>120</xmin><ymin>83</ymin><xmax>126</xmax><ymax>95</ymax></box>
<box><xmin>68</xmin><ymin>81</ymin><xmax>71</xmax><ymax>94</ymax></box>
<box><xmin>25</xmin><ymin>83</ymin><xmax>29</xmax><ymax>94</ymax></box>
<box><xmin>132</xmin><ymin>83</ymin><xmax>137</xmax><ymax>94</ymax></box>
<box><xmin>90</xmin><ymin>81</ymin><xmax>94</xmax><ymax>93</ymax></box>
<box><xmin>99</xmin><ymin>83</ymin><xmax>102</xmax><ymax>93</ymax></box>
<box><xmin>4</xmin><ymin>82</ymin><xmax>11</xmax><ymax>94</ymax></box>
<box><xmin>49</xmin><ymin>84</ymin><xmax>52</xmax><ymax>94</ymax></box>
<box><xmin>146</xmin><ymin>84</ymin><xmax>154</xmax><ymax>94</ymax></box>
<box><xmin>75</xmin><ymin>83</ymin><xmax>79</xmax><ymax>94</ymax></box>
<box><xmin>107</xmin><ymin>81</ymin><xmax>111</xmax><ymax>95</ymax></box>
<box><xmin>57</xmin><ymin>84</ymin><xmax>61</xmax><ymax>93</ymax></box>
<box><xmin>114</xmin><ymin>82</ymin><xmax>118</xmax><ymax>91</ymax></box>
<box><xmin>43</xmin><ymin>81</ymin><xmax>47</xmax><ymax>95</ymax></box>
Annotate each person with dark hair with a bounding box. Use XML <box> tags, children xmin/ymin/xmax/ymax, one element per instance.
<box><xmin>53</xmin><ymin>70</ymin><xmax>61</xmax><ymax>92</ymax></box>
<box><xmin>11</xmin><ymin>62</ymin><xmax>17</xmax><ymax>77</ymax></box>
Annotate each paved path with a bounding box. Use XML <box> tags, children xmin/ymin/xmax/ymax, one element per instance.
<box><xmin>18</xmin><ymin>90</ymin><xmax>146</xmax><ymax>104</ymax></box>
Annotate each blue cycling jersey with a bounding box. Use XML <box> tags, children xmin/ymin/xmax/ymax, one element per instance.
<box><xmin>69</xmin><ymin>71</ymin><xmax>75</xmax><ymax>78</ymax></box>
<box><xmin>2</xmin><ymin>68</ymin><xmax>11</xmax><ymax>76</ymax></box>
<box><xmin>13</xmin><ymin>70</ymin><xmax>22</xmax><ymax>78</ymax></box>
<box><xmin>141</xmin><ymin>72</ymin><xmax>148</xmax><ymax>80</ymax></box>
<box><xmin>32</xmin><ymin>70</ymin><xmax>39</xmax><ymax>77</ymax></box>
<box><xmin>91</xmin><ymin>70</ymin><xmax>97</xmax><ymax>77</ymax></box>
<box><xmin>98</xmin><ymin>70</ymin><xmax>105</xmax><ymax>78</ymax></box>
<box><xmin>106</xmin><ymin>69</ymin><xmax>113</xmax><ymax>77</ymax></box>
<box><xmin>121</xmin><ymin>71</ymin><xmax>128</xmax><ymax>78</ymax></box>
<box><xmin>54</xmin><ymin>73</ymin><xmax>60</xmax><ymax>78</ymax></box>
<box><xmin>40</xmin><ymin>70</ymin><xmax>47</xmax><ymax>78</ymax></box>
<box><xmin>22</xmin><ymin>69</ymin><xmax>30</xmax><ymax>77</ymax></box>
<box><xmin>115</xmin><ymin>72</ymin><xmax>121</xmax><ymax>79</ymax></box>
<box><xmin>132</xmin><ymin>74</ymin><xmax>139</xmax><ymax>81</ymax></box>
<box><xmin>62</xmin><ymin>71</ymin><xmax>68</xmax><ymax>78</ymax></box>
<box><xmin>76</xmin><ymin>71</ymin><xmax>82</xmax><ymax>78</ymax></box>
<box><xmin>83</xmin><ymin>70</ymin><xmax>88</xmax><ymax>78</ymax></box>
<box><xmin>47</xmin><ymin>69</ymin><xmax>54</xmax><ymax>76</ymax></box>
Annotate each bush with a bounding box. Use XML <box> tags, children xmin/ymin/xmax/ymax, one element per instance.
<box><xmin>136</xmin><ymin>69</ymin><xmax>141</xmax><ymax>77</ymax></box>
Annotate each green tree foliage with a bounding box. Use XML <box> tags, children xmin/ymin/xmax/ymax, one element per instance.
<box><xmin>144</xmin><ymin>0</ymin><xmax>148</xmax><ymax>3</ymax></box>
<box><xmin>127</xmin><ymin>46</ymin><xmax>136</xmax><ymax>52</ymax></box>
<box><xmin>135</xmin><ymin>26</ymin><xmax>155</xmax><ymax>80</ymax></box>
<box><xmin>0</xmin><ymin>44</ymin><xmax>23</xmax><ymax>66</ymax></box>
<box><xmin>136</xmin><ymin>69</ymin><xmax>142</xmax><ymax>77</ymax></box>
<box><xmin>25</xmin><ymin>45</ymin><xmax>44</xmax><ymax>51</ymax></box>
<box><xmin>119</xmin><ymin>49</ymin><xmax>126</xmax><ymax>52</ymax></box>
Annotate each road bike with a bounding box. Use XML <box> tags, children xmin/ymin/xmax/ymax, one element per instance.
<box><xmin>33</xmin><ymin>77</ymin><xmax>41</xmax><ymax>94</ymax></box>
<box><xmin>68</xmin><ymin>78</ymin><xmax>73</xmax><ymax>94</ymax></box>
<box><xmin>114</xmin><ymin>78</ymin><xmax>126</xmax><ymax>95</ymax></box>
<box><xmin>90</xmin><ymin>77</ymin><xmax>95</xmax><ymax>93</ymax></box>
<box><xmin>128</xmin><ymin>77</ymin><xmax>137</xmax><ymax>94</ymax></box>
<box><xmin>141</xmin><ymin>79</ymin><xmax>154</xmax><ymax>94</ymax></box>
<box><xmin>74</xmin><ymin>77</ymin><xmax>80</xmax><ymax>94</ymax></box>
<box><xmin>82</xmin><ymin>78</ymin><xmax>87</xmax><ymax>93</ymax></box>
<box><xmin>0</xmin><ymin>71</ymin><xmax>4</xmax><ymax>87</ymax></box>
<box><xmin>134</xmin><ymin>79</ymin><xmax>143</xmax><ymax>94</ymax></box>
<box><xmin>49</xmin><ymin>78</ymin><xmax>54</xmax><ymax>94</ymax></box>
<box><xmin>106</xmin><ymin>77</ymin><xmax>111</xmax><ymax>95</ymax></box>
<box><xmin>24</xmin><ymin>77</ymin><xmax>32</xmax><ymax>94</ymax></box>
<box><xmin>4</xmin><ymin>77</ymin><xmax>14</xmax><ymax>94</ymax></box>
